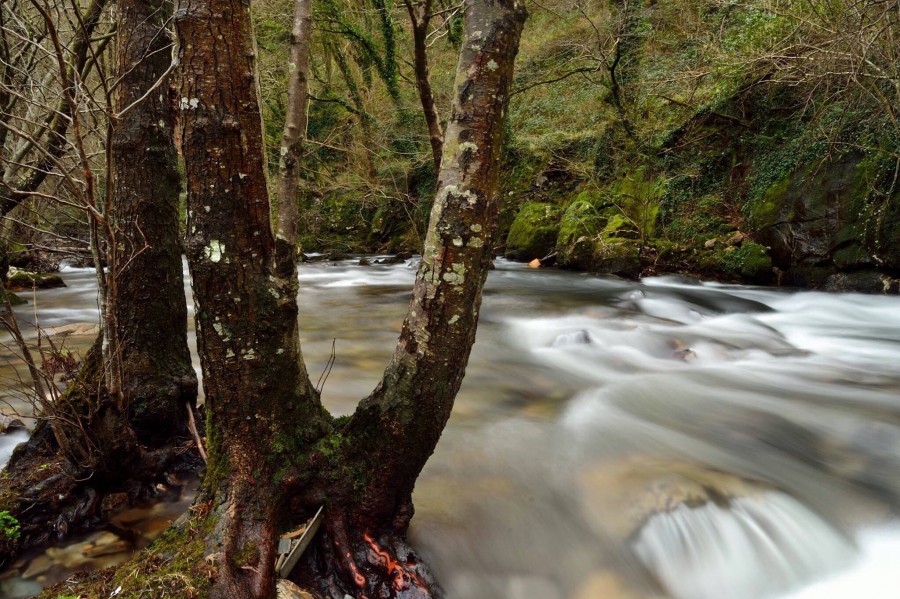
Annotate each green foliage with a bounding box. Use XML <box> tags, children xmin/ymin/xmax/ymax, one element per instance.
<box><xmin>317</xmin><ymin>0</ymin><xmax>400</xmax><ymax>102</ymax></box>
<box><xmin>557</xmin><ymin>197</ymin><xmax>606</xmax><ymax>250</ymax></box>
<box><xmin>243</xmin><ymin>0</ymin><xmax>898</xmax><ymax>285</ymax></box>
<box><xmin>0</xmin><ymin>510</ymin><xmax>20</xmax><ymax>542</ymax></box>
<box><xmin>603</xmin><ymin>166</ymin><xmax>665</xmax><ymax>241</ymax></box>
<box><xmin>720</xmin><ymin>7</ymin><xmax>791</xmax><ymax>54</ymax></box>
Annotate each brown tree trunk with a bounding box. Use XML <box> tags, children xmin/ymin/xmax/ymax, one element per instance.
<box><xmin>344</xmin><ymin>0</ymin><xmax>527</xmax><ymax>546</ymax></box>
<box><xmin>276</xmin><ymin>0</ymin><xmax>312</xmax><ymax>246</ymax></box>
<box><xmin>173</xmin><ymin>0</ymin><xmax>525</xmax><ymax>597</ymax></box>
<box><xmin>174</xmin><ymin>0</ymin><xmax>327</xmax><ymax>596</ymax></box>
<box><xmin>404</xmin><ymin>0</ymin><xmax>444</xmax><ymax>175</ymax></box>
<box><xmin>111</xmin><ymin>0</ymin><xmax>197</xmax><ymax>446</ymax></box>
<box><xmin>0</xmin><ymin>0</ymin><xmax>199</xmax><ymax>567</ymax></box>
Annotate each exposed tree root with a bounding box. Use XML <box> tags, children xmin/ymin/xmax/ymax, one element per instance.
<box><xmin>0</xmin><ymin>418</ymin><xmax>203</xmax><ymax>568</ymax></box>
<box><xmin>296</xmin><ymin>512</ymin><xmax>440</xmax><ymax>599</ymax></box>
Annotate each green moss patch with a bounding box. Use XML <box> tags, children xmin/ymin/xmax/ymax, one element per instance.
<box><xmin>505</xmin><ymin>202</ymin><xmax>562</xmax><ymax>261</ymax></box>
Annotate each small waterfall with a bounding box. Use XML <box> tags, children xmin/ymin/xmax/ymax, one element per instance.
<box><xmin>0</xmin><ymin>429</ymin><xmax>28</xmax><ymax>469</ymax></box>
<box><xmin>633</xmin><ymin>491</ymin><xmax>856</xmax><ymax>599</ymax></box>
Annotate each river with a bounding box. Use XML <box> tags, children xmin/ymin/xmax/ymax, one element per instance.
<box><xmin>2</xmin><ymin>258</ymin><xmax>900</xmax><ymax>599</ymax></box>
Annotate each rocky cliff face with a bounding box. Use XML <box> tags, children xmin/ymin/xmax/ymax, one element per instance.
<box><xmin>750</xmin><ymin>152</ymin><xmax>900</xmax><ymax>292</ymax></box>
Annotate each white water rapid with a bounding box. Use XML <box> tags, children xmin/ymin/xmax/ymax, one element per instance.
<box><xmin>1</xmin><ymin>259</ymin><xmax>899</xmax><ymax>599</ymax></box>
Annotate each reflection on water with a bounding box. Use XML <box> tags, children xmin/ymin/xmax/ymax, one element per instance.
<box><xmin>2</xmin><ymin>259</ymin><xmax>900</xmax><ymax>598</ymax></box>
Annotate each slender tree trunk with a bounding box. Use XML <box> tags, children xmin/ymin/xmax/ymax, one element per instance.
<box><xmin>276</xmin><ymin>0</ymin><xmax>312</xmax><ymax>246</ymax></box>
<box><xmin>404</xmin><ymin>0</ymin><xmax>444</xmax><ymax>175</ymax></box>
<box><xmin>343</xmin><ymin>0</ymin><xmax>528</xmax><ymax>538</ymax></box>
<box><xmin>110</xmin><ymin>0</ymin><xmax>197</xmax><ymax>444</ymax></box>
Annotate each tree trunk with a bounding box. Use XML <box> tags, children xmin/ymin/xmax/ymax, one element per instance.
<box><xmin>405</xmin><ymin>0</ymin><xmax>444</xmax><ymax>175</ymax></box>
<box><xmin>0</xmin><ymin>0</ymin><xmax>199</xmax><ymax>567</ymax></box>
<box><xmin>111</xmin><ymin>0</ymin><xmax>197</xmax><ymax>446</ymax></box>
<box><xmin>350</xmin><ymin>0</ymin><xmax>527</xmax><ymax>523</ymax></box>
<box><xmin>276</xmin><ymin>0</ymin><xmax>312</xmax><ymax>246</ymax></box>
<box><xmin>174</xmin><ymin>0</ymin><xmax>328</xmax><ymax>596</ymax></box>
<box><xmin>299</xmin><ymin>1</ymin><xmax>528</xmax><ymax>596</ymax></box>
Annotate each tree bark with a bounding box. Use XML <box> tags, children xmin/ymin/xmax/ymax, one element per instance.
<box><xmin>300</xmin><ymin>1</ymin><xmax>528</xmax><ymax>596</ymax></box>
<box><xmin>349</xmin><ymin>0</ymin><xmax>527</xmax><ymax>523</ymax></box>
<box><xmin>111</xmin><ymin>0</ymin><xmax>197</xmax><ymax>445</ymax></box>
<box><xmin>0</xmin><ymin>0</ymin><xmax>199</xmax><ymax>567</ymax></box>
<box><xmin>276</xmin><ymin>0</ymin><xmax>312</xmax><ymax>246</ymax></box>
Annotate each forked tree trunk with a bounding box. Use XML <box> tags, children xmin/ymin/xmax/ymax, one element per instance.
<box><xmin>174</xmin><ymin>0</ymin><xmax>526</xmax><ymax>597</ymax></box>
<box><xmin>348</xmin><ymin>0</ymin><xmax>528</xmax><ymax>523</ymax></box>
<box><xmin>111</xmin><ymin>0</ymin><xmax>197</xmax><ymax>446</ymax></box>
<box><xmin>306</xmin><ymin>2</ymin><xmax>528</xmax><ymax>596</ymax></box>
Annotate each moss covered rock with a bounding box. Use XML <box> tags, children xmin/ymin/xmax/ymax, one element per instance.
<box><xmin>505</xmin><ymin>202</ymin><xmax>562</xmax><ymax>261</ymax></box>
<box><xmin>0</xmin><ymin>288</ymin><xmax>26</xmax><ymax>306</ymax></box>
<box><xmin>6</xmin><ymin>270</ymin><xmax>65</xmax><ymax>290</ymax></box>
<box><xmin>556</xmin><ymin>199</ymin><xmax>608</xmax><ymax>260</ymax></box>
<box><xmin>594</xmin><ymin>239</ymin><xmax>642</xmax><ymax>276</ymax></box>
<box><xmin>722</xmin><ymin>242</ymin><xmax>774</xmax><ymax>283</ymax></box>
<box><xmin>698</xmin><ymin>242</ymin><xmax>773</xmax><ymax>284</ymax></box>
<box><xmin>558</xmin><ymin>235</ymin><xmax>641</xmax><ymax>277</ymax></box>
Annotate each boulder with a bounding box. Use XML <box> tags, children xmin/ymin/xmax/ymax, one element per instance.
<box><xmin>505</xmin><ymin>202</ymin><xmax>562</xmax><ymax>261</ymax></box>
<box><xmin>822</xmin><ymin>271</ymin><xmax>899</xmax><ymax>294</ymax></box>
<box><xmin>0</xmin><ymin>414</ymin><xmax>25</xmax><ymax>433</ymax></box>
<box><xmin>6</xmin><ymin>269</ymin><xmax>65</xmax><ymax>290</ymax></box>
<box><xmin>578</xmin><ymin>456</ymin><xmax>766</xmax><ymax>542</ymax></box>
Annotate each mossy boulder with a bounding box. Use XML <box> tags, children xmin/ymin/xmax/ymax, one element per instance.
<box><xmin>559</xmin><ymin>235</ymin><xmax>641</xmax><ymax>277</ymax></box>
<box><xmin>594</xmin><ymin>239</ymin><xmax>641</xmax><ymax>276</ymax></box>
<box><xmin>0</xmin><ymin>288</ymin><xmax>26</xmax><ymax>306</ymax></box>
<box><xmin>556</xmin><ymin>199</ymin><xmax>608</xmax><ymax>260</ymax></box>
<box><xmin>722</xmin><ymin>242</ymin><xmax>774</xmax><ymax>283</ymax></box>
<box><xmin>556</xmin><ymin>197</ymin><xmax>642</xmax><ymax>275</ymax></box>
<box><xmin>698</xmin><ymin>242</ymin><xmax>773</xmax><ymax>284</ymax></box>
<box><xmin>6</xmin><ymin>270</ymin><xmax>65</xmax><ymax>290</ymax></box>
<box><xmin>505</xmin><ymin>202</ymin><xmax>562</xmax><ymax>261</ymax></box>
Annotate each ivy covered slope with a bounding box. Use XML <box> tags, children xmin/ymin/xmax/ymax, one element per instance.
<box><xmin>255</xmin><ymin>0</ymin><xmax>899</xmax><ymax>291</ymax></box>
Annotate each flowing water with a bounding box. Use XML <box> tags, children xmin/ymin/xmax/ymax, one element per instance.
<box><xmin>2</xmin><ymin>259</ymin><xmax>900</xmax><ymax>599</ymax></box>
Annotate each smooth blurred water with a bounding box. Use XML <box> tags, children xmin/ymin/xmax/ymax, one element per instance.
<box><xmin>2</xmin><ymin>259</ymin><xmax>900</xmax><ymax>599</ymax></box>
